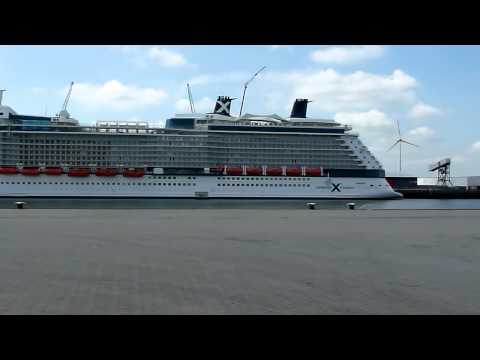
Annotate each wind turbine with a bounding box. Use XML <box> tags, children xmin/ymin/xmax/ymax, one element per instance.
<box><xmin>387</xmin><ymin>119</ymin><xmax>419</xmax><ymax>173</ymax></box>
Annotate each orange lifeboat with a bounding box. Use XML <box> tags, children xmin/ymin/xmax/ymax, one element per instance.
<box><xmin>246</xmin><ymin>167</ymin><xmax>262</xmax><ymax>176</ymax></box>
<box><xmin>226</xmin><ymin>167</ymin><xmax>242</xmax><ymax>176</ymax></box>
<box><xmin>123</xmin><ymin>168</ymin><xmax>145</xmax><ymax>177</ymax></box>
<box><xmin>68</xmin><ymin>167</ymin><xmax>91</xmax><ymax>177</ymax></box>
<box><xmin>96</xmin><ymin>168</ymin><xmax>118</xmax><ymax>177</ymax></box>
<box><xmin>210</xmin><ymin>166</ymin><xmax>225</xmax><ymax>174</ymax></box>
<box><xmin>266</xmin><ymin>167</ymin><xmax>282</xmax><ymax>176</ymax></box>
<box><xmin>21</xmin><ymin>167</ymin><xmax>40</xmax><ymax>176</ymax></box>
<box><xmin>305</xmin><ymin>168</ymin><xmax>322</xmax><ymax>177</ymax></box>
<box><xmin>286</xmin><ymin>168</ymin><xmax>302</xmax><ymax>176</ymax></box>
<box><xmin>0</xmin><ymin>166</ymin><xmax>18</xmax><ymax>175</ymax></box>
<box><xmin>43</xmin><ymin>167</ymin><xmax>63</xmax><ymax>176</ymax></box>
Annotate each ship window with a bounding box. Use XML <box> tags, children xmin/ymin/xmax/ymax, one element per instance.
<box><xmin>168</xmin><ymin>183</ymin><xmax>171</xmax><ymax>186</ymax></box>
<box><xmin>22</xmin><ymin>182</ymin><xmax>25</xmax><ymax>184</ymax></box>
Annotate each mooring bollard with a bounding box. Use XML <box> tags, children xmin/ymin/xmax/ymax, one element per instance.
<box><xmin>347</xmin><ymin>202</ymin><xmax>355</xmax><ymax>210</ymax></box>
<box><xmin>15</xmin><ymin>201</ymin><xmax>26</xmax><ymax>209</ymax></box>
<box><xmin>307</xmin><ymin>202</ymin><xmax>316</xmax><ymax>210</ymax></box>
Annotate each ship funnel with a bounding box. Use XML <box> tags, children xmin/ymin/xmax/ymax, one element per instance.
<box><xmin>290</xmin><ymin>98</ymin><xmax>311</xmax><ymax>118</ymax></box>
<box><xmin>213</xmin><ymin>96</ymin><xmax>235</xmax><ymax>116</ymax></box>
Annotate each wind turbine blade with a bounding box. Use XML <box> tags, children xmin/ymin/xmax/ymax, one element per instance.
<box><xmin>400</xmin><ymin>139</ymin><xmax>419</xmax><ymax>148</ymax></box>
<box><xmin>396</xmin><ymin>119</ymin><xmax>401</xmax><ymax>137</ymax></box>
<box><xmin>387</xmin><ymin>140</ymin><xmax>400</xmax><ymax>152</ymax></box>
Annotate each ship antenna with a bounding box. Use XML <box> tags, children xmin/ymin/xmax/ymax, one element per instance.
<box><xmin>187</xmin><ymin>83</ymin><xmax>195</xmax><ymax>113</ymax></box>
<box><xmin>239</xmin><ymin>66</ymin><xmax>266</xmax><ymax>117</ymax></box>
<box><xmin>0</xmin><ymin>89</ymin><xmax>6</xmax><ymax>106</ymax></box>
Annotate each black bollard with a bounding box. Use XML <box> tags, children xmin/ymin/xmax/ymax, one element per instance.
<box><xmin>15</xmin><ymin>201</ymin><xmax>26</xmax><ymax>209</ymax></box>
<box><xmin>307</xmin><ymin>202</ymin><xmax>316</xmax><ymax>210</ymax></box>
<box><xmin>347</xmin><ymin>202</ymin><xmax>355</xmax><ymax>210</ymax></box>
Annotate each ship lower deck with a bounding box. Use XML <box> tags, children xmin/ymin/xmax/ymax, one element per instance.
<box><xmin>0</xmin><ymin>174</ymin><xmax>402</xmax><ymax>199</ymax></box>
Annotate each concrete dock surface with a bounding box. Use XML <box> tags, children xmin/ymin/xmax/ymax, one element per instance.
<box><xmin>0</xmin><ymin>208</ymin><xmax>479</xmax><ymax>314</ymax></box>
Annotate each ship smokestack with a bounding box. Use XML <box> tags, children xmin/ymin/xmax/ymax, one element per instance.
<box><xmin>290</xmin><ymin>98</ymin><xmax>311</xmax><ymax>118</ymax></box>
<box><xmin>213</xmin><ymin>96</ymin><xmax>234</xmax><ymax>116</ymax></box>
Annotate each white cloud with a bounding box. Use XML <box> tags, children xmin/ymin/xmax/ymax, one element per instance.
<box><xmin>310</xmin><ymin>45</ymin><xmax>385</xmax><ymax>64</ymax></box>
<box><xmin>334</xmin><ymin>109</ymin><xmax>393</xmax><ymax>129</ymax></box>
<box><xmin>409</xmin><ymin>126</ymin><xmax>435</xmax><ymax>139</ymax></box>
<box><xmin>147</xmin><ymin>47</ymin><xmax>188</xmax><ymax>67</ymax></box>
<box><xmin>175</xmin><ymin>96</ymin><xmax>214</xmax><ymax>113</ymax></box>
<box><xmin>471</xmin><ymin>141</ymin><xmax>480</xmax><ymax>153</ymax></box>
<box><xmin>408</xmin><ymin>102</ymin><xmax>441</xmax><ymax>119</ymax></box>
<box><xmin>71</xmin><ymin>80</ymin><xmax>168</xmax><ymax>110</ymax></box>
<box><xmin>265</xmin><ymin>68</ymin><xmax>417</xmax><ymax>113</ymax></box>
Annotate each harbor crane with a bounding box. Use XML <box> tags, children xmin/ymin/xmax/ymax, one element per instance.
<box><xmin>239</xmin><ymin>66</ymin><xmax>266</xmax><ymax>116</ymax></box>
<box><xmin>429</xmin><ymin>158</ymin><xmax>453</xmax><ymax>186</ymax></box>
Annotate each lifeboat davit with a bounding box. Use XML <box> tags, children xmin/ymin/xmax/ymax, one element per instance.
<box><xmin>43</xmin><ymin>167</ymin><xmax>63</xmax><ymax>176</ymax></box>
<box><xmin>0</xmin><ymin>166</ymin><xmax>18</xmax><ymax>175</ymax></box>
<box><xmin>286</xmin><ymin>168</ymin><xmax>302</xmax><ymax>176</ymax></box>
<box><xmin>246</xmin><ymin>167</ymin><xmax>262</xmax><ymax>176</ymax></box>
<box><xmin>266</xmin><ymin>167</ymin><xmax>282</xmax><ymax>176</ymax></box>
<box><xmin>123</xmin><ymin>168</ymin><xmax>145</xmax><ymax>177</ymax></box>
<box><xmin>226</xmin><ymin>167</ymin><xmax>242</xmax><ymax>176</ymax></box>
<box><xmin>68</xmin><ymin>167</ymin><xmax>91</xmax><ymax>177</ymax></box>
<box><xmin>95</xmin><ymin>168</ymin><xmax>118</xmax><ymax>177</ymax></box>
<box><xmin>305</xmin><ymin>168</ymin><xmax>322</xmax><ymax>177</ymax></box>
<box><xmin>21</xmin><ymin>167</ymin><xmax>40</xmax><ymax>176</ymax></box>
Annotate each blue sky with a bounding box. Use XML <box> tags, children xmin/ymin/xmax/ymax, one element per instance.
<box><xmin>0</xmin><ymin>45</ymin><xmax>479</xmax><ymax>178</ymax></box>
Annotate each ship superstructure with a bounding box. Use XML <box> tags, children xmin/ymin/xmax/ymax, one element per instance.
<box><xmin>0</xmin><ymin>91</ymin><xmax>401</xmax><ymax>199</ymax></box>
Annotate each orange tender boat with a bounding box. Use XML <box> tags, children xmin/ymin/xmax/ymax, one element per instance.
<box><xmin>286</xmin><ymin>168</ymin><xmax>302</xmax><ymax>176</ymax></box>
<box><xmin>246</xmin><ymin>167</ymin><xmax>262</xmax><ymax>176</ymax></box>
<box><xmin>43</xmin><ymin>167</ymin><xmax>63</xmax><ymax>175</ymax></box>
<box><xmin>305</xmin><ymin>168</ymin><xmax>322</xmax><ymax>177</ymax></box>
<box><xmin>21</xmin><ymin>167</ymin><xmax>40</xmax><ymax>176</ymax></box>
<box><xmin>95</xmin><ymin>168</ymin><xmax>118</xmax><ymax>177</ymax></box>
<box><xmin>266</xmin><ymin>167</ymin><xmax>282</xmax><ymax>176</ymax></box>
<box><xmin>226</xmin><ymin>167</ymin><xmax>242</xmax><ymax>176</ymax></box>
<box><xmin>123</xmin><ymin>168</ymin><xmax>145</xmax><ymax>177</ymax></box>
<box><xmin>0</xmin><ymin>166</ymin><xmax>18</xmax><ymax>175</ymax></box>
<box><xmin>68</xmin><ymin>167</ymin><xmax>91</xmax><ymax>177</ymax></box>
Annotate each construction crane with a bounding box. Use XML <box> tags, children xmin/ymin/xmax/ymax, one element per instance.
<box><xmin>239</xmin><ymin>66</ymin><xmax>266</xmax><ymax>117</ymax></box>
<box><xmin>187</xmin><ymin>83</ymin><xmax>195</xmax><ymax>113</ymax></box>
<box><xmin>59</xmin><ymin>81</ymin><xmax>74</xmax><ymax>118</ymax></box>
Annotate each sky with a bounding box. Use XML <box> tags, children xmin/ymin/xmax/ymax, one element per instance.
<box><xmin>0</xmin><ymin>45</ymin><xmax>479</xmax><ymax>178</ymax></box>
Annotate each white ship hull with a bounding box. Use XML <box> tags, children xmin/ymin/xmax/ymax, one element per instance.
<box><xmin>0</xmin><ymin>174</ymin><xmax>402</xmax><ymax>199</ymax></box>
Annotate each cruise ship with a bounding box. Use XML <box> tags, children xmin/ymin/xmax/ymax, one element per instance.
<box><xmin>0</xmin><ymin>87</ymin><xmax>402</xmax><ymax>199</ymax></box>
